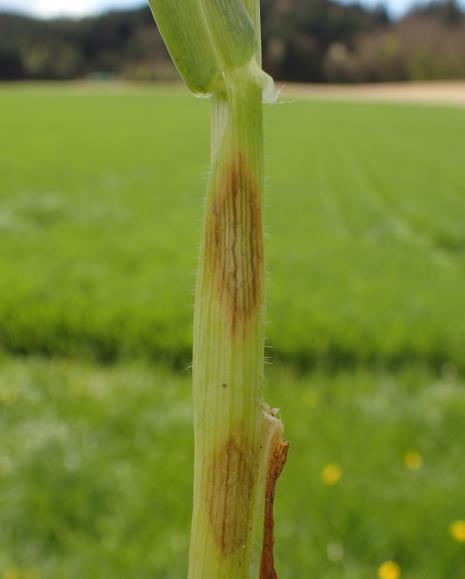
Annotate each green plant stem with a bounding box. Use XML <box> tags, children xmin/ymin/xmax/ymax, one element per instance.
<box><xmin>189</xmin><ymin>69</ymin><xmax>264</xmax><ymax>578</ymax></box>
<box><xmin>146</xmin><ymin>12</ymin><xmax>275</xmax><ymax>576</ymax></box>
<box><xmin>148</xmin><ymin>0</ymin><xmax>286</xmax><ymax>572</ymax></box>
<box><xmin>189</xmin><ymin>37</ymin><xmax>286</xmax><ymax>579</ymax></box>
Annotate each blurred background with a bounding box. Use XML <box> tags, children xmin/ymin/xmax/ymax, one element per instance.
<box><xmin>1</xmin><ymin>1</ymin><xmax>465</xmax><ymax>578</ymax></box>
<box><xmin>1</xmin><ymin>0</ymin><xmax>465</xmax><ymax>82</ymax></box>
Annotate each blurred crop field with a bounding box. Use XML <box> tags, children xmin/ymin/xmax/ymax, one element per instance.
<box><xmin>1</xmin><ymin>84</ymin><xmax>465</xmax><ymax>578</ymax></box>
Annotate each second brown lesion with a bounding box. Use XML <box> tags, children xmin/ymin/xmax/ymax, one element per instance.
<box><xmin>205</xmin><ymin>435</ymin><xmax>258</xmax><ymax>557</ymax></box>
<box><xmin>203</xmin><ymin>149</ymin><xmax>264</xmax><ymax>340</ymax></box>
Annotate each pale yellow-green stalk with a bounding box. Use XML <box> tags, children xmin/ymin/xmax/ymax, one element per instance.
<box><xmin>147</xmin><ymin>1</ymin><xmax>288</xmax><ymax>577</ymax></box>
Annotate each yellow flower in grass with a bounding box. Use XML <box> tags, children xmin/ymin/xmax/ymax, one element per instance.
<box><xmin>2</xmin><ymin>567</ymin><xmax>39</xmax><ymax>579</ymax></box>
<box><xmin>450</xmin><ymin>520</ymin><xmax>465</xmax><ymax>543</ymax></box>
<box><xmin>378</xmin><ymin>560</ymin><xmax>401</xmax><ymax>579</ymax></box>
<box><xmin>321</xmin><ymin>463</ymin><xmax>343</xmax><ymax>486</ymax></box>
<box><xmin>403</xmin><ymin>450</ymin><xmax>423</xmax><ymax>471</ymax></box>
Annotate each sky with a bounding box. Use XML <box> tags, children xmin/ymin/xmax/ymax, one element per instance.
<box><xmin>0</xmin><ymin>0</ymin><xmax>143</xmax><ymax>19</ymax></box>
<box><xmin>0</xmin><ymin>0</ymin><xmax>461</xmax><ymax>19</ymax></box>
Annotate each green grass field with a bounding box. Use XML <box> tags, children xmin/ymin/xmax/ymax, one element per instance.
<box><xmin>2</xmin><ymin>358</ymin><xmax>465</xmax><ymax>578</ymax></box>
<box><xmin>1</xmin><ymin>85</ymin><xmax>465</xmax><ymax>578</ymax></box>
<box><xmin>1</xmin><ymin>85</ymin><xmax>465</xmax><ymax>367</ymax></box>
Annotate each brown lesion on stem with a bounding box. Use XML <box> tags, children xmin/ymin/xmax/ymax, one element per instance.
<box><xmin>205</xmin><ymin>436</ymin><xmax>258</xmax><ymax>556</ymax></box>
<box><xmin>260</xmin><ymin>433</ymin><xmax>289</xmax><ymax>579</ymax></box>
<box><xmin>204</xmin><ymin>150</ymin><xmax>264</xmax><ymax>340</ymax></box>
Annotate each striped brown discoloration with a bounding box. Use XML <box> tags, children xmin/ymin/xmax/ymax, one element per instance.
<box><xmin>260</xmin><ymin>437</ymin><xmax>289</xmax><ymax>579</ymax></box>
<box><xmin>206</xmin><ymin>437</ymin><xmax>257</xmax><ymax>556</ymax></box>
<box><xmin>204</xmin><ymin>150</ymin><xmax>263</xmax><ymax>339</ymax></box>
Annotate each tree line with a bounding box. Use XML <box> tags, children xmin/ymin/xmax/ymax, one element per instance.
<box><xmin>1</xmin><ymin>0</ymin><xmax>464</xmax><ymax>83</ymax></box>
